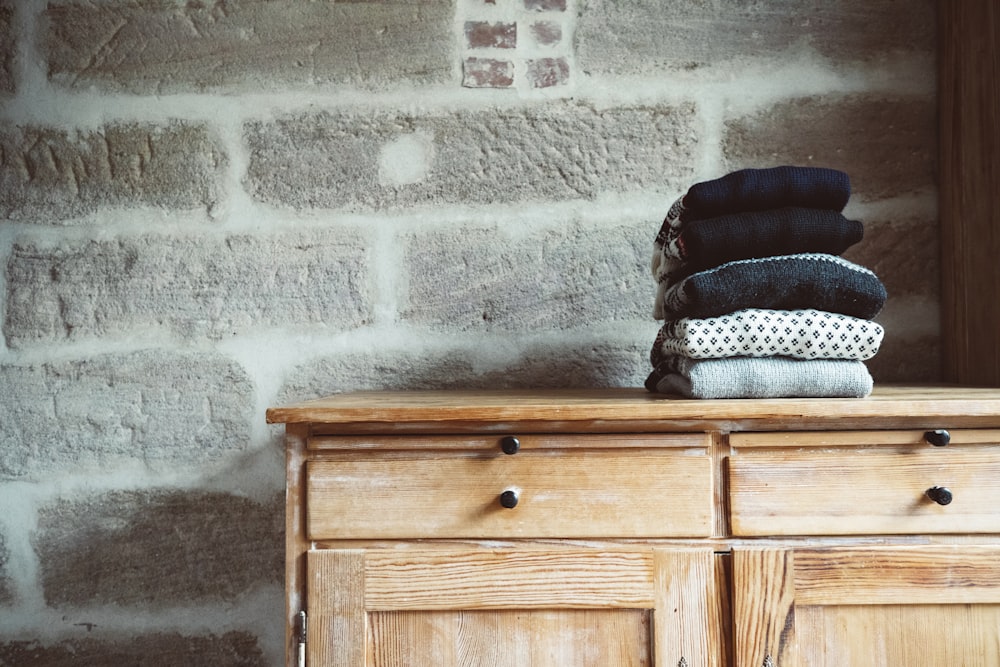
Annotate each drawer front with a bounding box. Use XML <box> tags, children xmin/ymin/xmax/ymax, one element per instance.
<box><xmin>307</xmin><ymin>447</ymin><xmax>712</xmax><ymax>539</ymax></box>
<box><xmin>729</xmin><ymin>431</ymin><xmax>1000</xmax><ymax>536</ymax></box>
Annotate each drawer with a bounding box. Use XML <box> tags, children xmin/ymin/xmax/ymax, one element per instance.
<box><xmin>306</xmin><ymin>435</ymin><xmax>713</xmax><ymax>539</ymax></box>
<box><xmin>728</xmin><ymin>430</ymin><xmax>1000</xmax><ymax>536</ymax></box>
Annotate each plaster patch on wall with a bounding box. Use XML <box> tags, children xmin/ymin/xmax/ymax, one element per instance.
<box><xmin>378</xmin><ymin>132</ymin><xmax>434</xmax><ymax>186</ymax></box>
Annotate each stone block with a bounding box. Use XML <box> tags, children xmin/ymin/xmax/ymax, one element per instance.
<box><xmin>34</xmin><ymin>490</ymin><xmax>282</xmax><ymax>606</ymax></box>
<box><xmin>401</xmin><ymin>222</ymin><xmax>650</xmax><ymax>332</ymax></box>
<box><xmin>244</xmin><ymin>102</ymin><xmax>698</xmax><ymax>210</ymax></box>
<box><xmin>4</xmin><ymin>231</ymin><xmax>370</xmax><ymax>345</ymax></box>
<box><xmin>0</xmin><ymin>3</ymin><xmax>14</xmax><ymax>94</ymax></box>
<box><xmin>577</xmin><ymin>0</ymin><xmax>935</xmax><ymax>75</ymax></box>
<box><xmin>0</xmin><ymin>351</ymin><xmax>254</xmax><ymax>479</ymax></box>
<box><xmin>0</xmin><ymin>122</ymin><xmax>226</xmax><ymax>222</ymax></box>
<box><xmin>842</xmin><ymin>213</ymin><xmax>939</xmax><ymax>300</ymax></box>
<box><xmin>0</xmin><ymin>632</ymin><xmax>267</xmax><ymax>666</ymax></box>
<box><xmin>44</xmin><ymin>0</ymin><xmax>455</xmax><ymax>93</ymax></box>
<box><xmin>277</xmin><ymin>340</ymin><xmax>649</xmax><ymax>402</ymax></box>
<box><xmin>722</xmin><ymin>94</ymin><xmax>936</xmax><ymax>200</ymax></box>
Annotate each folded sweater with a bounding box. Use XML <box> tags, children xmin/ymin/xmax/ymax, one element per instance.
<box><xmin>659</xmin><ymin>253</ymin><xmax>887</xmax><ymax>321</ymax></box>
<box><xmin>644</xmin><ymin>354</ymin><xmax>874</xmax><ymax>399</ymax></box>
<box><xmin>652</xmin><ymin>166</ymin><xmax>851</xmax><ymax>280</ymax></box>
<box><xmin>651</xmin><ymin>308</ymin><xmax>884</xmax><ymax>364</ymax></box>
<box><xmin>658</xmin><ymin>207</ymin><xmax>863</xmax><ymax>283</ymax></box>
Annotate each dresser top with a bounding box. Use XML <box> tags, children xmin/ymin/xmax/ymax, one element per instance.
<box><xmin>266</xmin><ymin>384</ymin><xmax>1000</xmax><ymax>433</ymax></box>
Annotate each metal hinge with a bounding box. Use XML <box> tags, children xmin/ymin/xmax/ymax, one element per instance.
<box><xmin>296</xmin><ymin>610</ymin><xmax>307</xmax><ymax>667</ymax></box>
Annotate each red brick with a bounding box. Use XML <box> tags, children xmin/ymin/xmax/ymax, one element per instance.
<box><xmin>531</xmin><ymin>21</ymin><xmax>562</xmax><ymax>46</ymax></box>
<box><xmin>463</xmin><ymin>57</ymin><xmax>514</xmax><ymax>88</ymax></box>
<box><xmin>465</xmin><ymin>21</ymin><xmax>517</xmax><ymax>49</ymax></box>
<box><xmin>525</xmin><ymin>0</ymin><xmax>566</xmax><ymax>11</ymax></box>
<box><xmin>527</xmin><ymin>57</ymin><xmax>569</xmax><ymax>88</ymax></box>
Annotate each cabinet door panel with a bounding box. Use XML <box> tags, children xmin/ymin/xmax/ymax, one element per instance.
<box><xmin>368</xmin><ymin>610</ymin><xmax>651</xmax><ymax>667</ymax></box>
<box><xmin>733</xmin><ymin>545</ymin><xmax>1000</xmax><ymax>667</ymax></box>
<box><xmin>307</xmin><ymin>547</ymin><xmax>719</xmax><ymax>667</ymax></box>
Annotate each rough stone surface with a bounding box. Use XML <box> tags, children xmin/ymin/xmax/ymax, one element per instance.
<box><xmin>44</xmin><ymin>0</ymin><xmax>455</xmax><ymax>93</ymax></box>
<box><xmin>402</xmin><ymin>222</ymin><xmax>649</xmax><ymax>332</ymax></box>
<box><xmin>245</xmin><ymin>103</ymin><xmax>698</xmax><ymax>210</ymax></box>
<box><xmin>843</xmin><ymin>214</ymin><xmax>939</xmax><ymax>300</ymax></box>
<box><xmin>0</xmin><ymin>123</ymin><xmax>226</xmax><ymax>222</ymax></box>
<box><xmin>0</xmin><ymin>350</ymin><xmax>254</xmax><ymax>479</ymax></box>
<box><xmin>0</xmin><ymin>2</ymin><xmax>14</xmax><ymax>94</ymax></box>
<box><xmin>278</xmin><ymin>340</ymin><xmax>649</xmax><ymax>403</ymax></box>
<box><xmin>577</xmin><ymin>0</ymin><xmax>936</xmax><ymax>75</ymax></box>
<box><xmin>35</xmin><ymin>490</ymin><xmax>282</xmax><ymax>606</ymax></box>
<box><xmin>722</xmin><ymin>94</ymin><xmax>936</xmax><ymax>201</ymax></box>
<box><xmin>4</xmin><ymin>231</ymin><xmax>371</xmax><ymax>345</ymax></box>
<box><xmin>0</xmin><ymin>632</ymin><xmax>267</xmax><ymax>666</ymax></box>
<box><xmin>0</xmin><ymin>351</ymin><xmax>254</xmax><ymax>480</ymax></box>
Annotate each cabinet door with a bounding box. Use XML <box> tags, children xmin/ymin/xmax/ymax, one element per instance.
<box><xmin>307</xmin><ymin>547</ymin><xmax>721</xmax><ymax>667</ymax></box>
<box><xmin>732</xmin><ymin>545</ymin><xmax>1000</xmax><ymax>666</ymax></box>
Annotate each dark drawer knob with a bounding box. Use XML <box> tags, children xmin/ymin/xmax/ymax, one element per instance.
<box><xmin>924</xmin><ymin>429</ymin><xmax>951</xmax><ymax>447</ymax></box>
<box><xmin>925</xmin><ymin>486</ymin><xmax>953</xmax><ymax>505</ymax></box>
<box><xmin>499</xmin><ymin>489</ymin><xmax>519</xmax><ymax>509</ymax></box>
<box><xmin>500</xmin><ymin>436</ymin><xmax>520</xmax><ymax>455</ymax></box>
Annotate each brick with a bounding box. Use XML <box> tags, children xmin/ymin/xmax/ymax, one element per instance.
<box><xmin>277</xmin><ymin>341</ymin><xmax>649</xmax><ymax>402</ymax></box>
<box><xmin>722</xmin><ymin>94</ymin><xmax>936</xmax><ymax>200</ymax></box>
<box><xmin>35</xmin><ymin>490</ymin><xmax>282</xmax><ymax>606</ymax></box>
<box><xmin>245</xmin><ymin>103</ymin><xmax>698</xmax><ymax>210</ymax></box>
<box><xmin>577</xmin><ymin>0</ymin><xmax>935</xmax><ymax>75</ymax></box>
<box><xmin>44</xmin><ymin>0</ymin><xmax>454</xmax><ymax>93</ymax></box>
<box><xmin>0</xmin><ymin>351</ymin><xmax>253</xmax><ymax>479</ymax></box>
<box><xmin>842</xmin><ymin>214</ymin><xmax>939</xmax><ymax>299</ymax></box>
<box><xmin>465</xmin><ymin>21</ymin><xmax>516</xmax><ymax>49</ymax></box>
<box><xmin>0</xmin><ymin>3</ymin><xmax>14</xmax><ymax>94</ymax></box>
<box><xmin>0</xmin><ymin>632</ymin><xmax>267</xmax><ymax>666</ymax></box>
<box><xmin>527</xmin><ymin>57</ymin><xmax>569</xmax><ymax>88</ymax></box>
<box><xmin>525</xmin><ymin>0</ymin><xmax>566</xmax><ymax>11</ymax></box>
<box><xmin>401</xmin><ymin>222</ymin><xmax>650</xmax><ymax>331</ymax></box>
<box><xmin>4</xmin><ymin>231</ymin><xmax>370</xmax><ymax>345</ymax></box>
<box><xmin>530</xmin><ymin>21</ymin><xmax>563</xmax><ymax>46</ymax></box>
<box><xmin>0</xmin><ymin>122</ymin><xmax>226</xmax><ymax>222</ymax></box>
<box><xmin>463</xmin><ymin>57</ymin><xmax>514</xmax><ymax>88</ymax></box>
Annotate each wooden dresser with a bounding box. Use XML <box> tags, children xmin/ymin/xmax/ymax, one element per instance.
<box><xmin>267</xmin><ymin>385</ymin><xmax>1000</xmax><ymax>666</ymax></box>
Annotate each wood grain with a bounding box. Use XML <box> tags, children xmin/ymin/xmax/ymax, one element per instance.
<box><xmin>940</xmin><ymin>1</ymin><xmax>1000</xmax><ymax>385</ymax></box>
<box><xmin>267</xmin><ymin>386</ymin><xmax>1000</xmax><ymax>432</ymax></box>
<box><xmin>308</xmin><ymin>550</ymin><xmax>365</xmax><ymax>667</ymax></box>
<box><xmin>362</xmin><ymin>549</ymin><xmax>656</xmax><ymax>610</ymax></box>
<box><xmin>307</xmin><ymin>450</ymin><xmax>712</xmax><ymax>539</ymax></box>
<box><xmin>729</xmin><ymin>448</ymin><xmax>1000</xmax><ymax>536</ymax></box>
<box><xmin>732</xmin><ymin>549</ymin><xmax>795</xmax><ymax>667</ymax></box>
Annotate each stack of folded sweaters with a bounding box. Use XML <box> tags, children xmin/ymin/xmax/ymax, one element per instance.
<box><xmin>646</xmin><ymin>166</ymin><xmax>887</xmax><ymax>399</ymax></box>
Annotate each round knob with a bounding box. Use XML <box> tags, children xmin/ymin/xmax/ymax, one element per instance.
<box><xmin>500</xmin><ymin>436</ymin><xmax>520</xmax><ymax>455</ymax></box>
<box><xmin>924</xmin><ymin>429</ymin><xmax>951</xmax><ymax>447</ymax></box>
<box><xmin>925</xmin><ymin>486</ymin><xmax>953</xmax><ymax>505</ymax></box>
<box><xmin>499</xmin><ymin>489</ymin><xmax>519</xmax><ymax>509</ymax></box>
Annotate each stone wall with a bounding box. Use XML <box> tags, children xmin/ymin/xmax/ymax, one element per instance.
<box><xmin>0</xmin><ymin>0</ymin><xmax>938</xmax><ymax>663</ymax></box>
